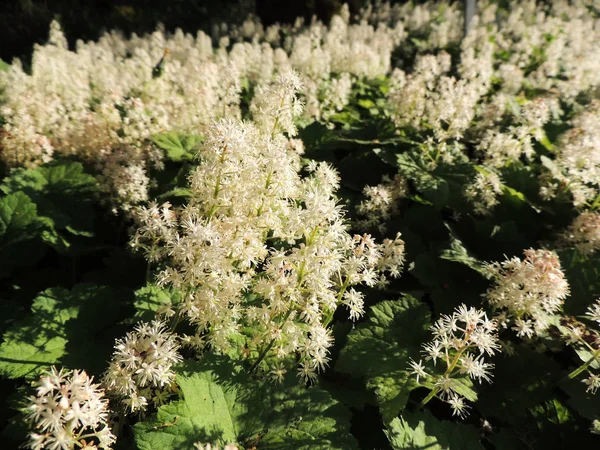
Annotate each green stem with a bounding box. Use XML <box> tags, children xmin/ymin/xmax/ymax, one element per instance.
<box><xmin>567</xmin><ymin>348</ymin><xmax>600</xmax><ymax>380</ymax></box>
<box><xmin>418</xmin><ymin>387</ymin><xmax>440</xmax><ymax>409</ymax></box>
<box><xmin>418</xmin><ymin>344</ymin><xmax>467</xmax><ymax>410</ymax></box>
<box><xmin>250</xmin><ymin>224</ymin><xmax>317</xmax><ymax>373</ymax></box>
<box><xmin>169</xmin><ymin>286</ymin><xmax>191</xmax><ymax>330</ymax></box>
<box><xmin>257</xmin><ymin>171</ymin><xmax>273</xmax><ymax>216</ymax></box>
<box><xmin>213</xmin><ymin>144</ymin><xmax>229</xmax><ymax>199</ymax></box>
<box><xmin>145</xmin><ymin>261</ymin><xmax>152</xmax><ymax>284</ymax></box>
<box><xmin>323</xmin><ymin>275</ymin><xmax>350</xmax><ymax>327</ymax></box>
<box><xmin>145</xmin><ymin>239</ymin><xmax>159</xmax><ymax>283</ymax></box>
<box><xmin>589</xmin><ymin>193</ymin><xmax>600</xmax><ymax>211</ymax></box>
<box><xmin>270</xmin><ymin>96</ymin><xmax>286</xmax><ymax>140</ymax></box>
<box><xmin>306</xmin><ymin>225</ymin><xmax>319</xmax><ymax>247</ymax></box>
<box><xmin>249</xmin><ymin>338</ymin><xmax>277</xmax><ymax>374</ymax></box>
<box><xmin>250</xmin><ymin>309</ymin><xmax>294</xmax><ymax>373</ymax></box>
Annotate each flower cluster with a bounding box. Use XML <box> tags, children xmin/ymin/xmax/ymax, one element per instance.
<box><xmin>557</xmin><ymin>307</ymin><xmax>600</xmax><ymax>396</ymax></box>
<box><xmin>12</xmin><ymin>0</ymin><xmax>600</xmax><ymax>446</ymax></box>
<box><xmin>356</xmin><ymin>174</ymin><xmax>407</xmax><ymax>231</ymax></box>
<box><xmin>409</xmin><ymin>305</ymin><xmax>500</xmax><ymax>418</ymax></box>
<box><xmin>587</xmin><ymin>300</ymin><xmax>600</xmax><ymax>327</ymax></box>
<box><xmin>130</xmin><ymin>72</ymin><xmax>405</xmax><ymax>381</ymax></box>
<box><xmin>0</xmin><ymin>2</ymin><xmax>460</xmax><ymax>211</ymax></box>
<box><xmin>102</xmin><ymin>320</ymin><xmax>182</xmax><ymax>414</ymax></box>
<box><xmin>485</xmin><ymin>249</ymin><xmax>569</xmax><ymax>338</ymax></box>
<box><xmin>25</xmin><ymin>367</ymin><xmax>115</xmax><ymax>450</ymax></box>
<box><xmin>464</xmin><ymin>170</ymin><xmax>503</xmax><ymax>216</ymax></box>
<box><xmin>478</xmin><ymin>97</ymin><xmax>558</xmax><ymax>169</ymax></box>
<box><xmin>344</xmin><ymin>2</ymin><xmax>596</xmax><ymax>220</ymax></box>
<box><xmin>129</xmin><ymin>201</ymin><xmax>177</xmax><ymax>263</ymax></box>
<box><xmin>592</xmin><ymin>419</ymin><xmax>600</xmax><ymax>435</ymax></box>
<box><xmin>387</xmin><ymin>51</ymin><xmax>487</xmax><ymax>142</ymax></box>
<box><xmin>357</xmin><ymin>0</ymin><xmax>599</xmax><ymax>215</ymax></box>
<box><xmin>541</xmin><ymin>101</ymin><xmax>600</xmax><ymax>207</ymax></box>
<box><xmin>562</xmin><ymin>212</ymin><xmax>600</xmax><ymax>255</ymax></box>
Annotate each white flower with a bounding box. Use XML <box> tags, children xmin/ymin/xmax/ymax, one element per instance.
<box><xmin>103</xmin><ymin>320</ymin><xmax>182</xmax><ymax>413</ymax></box>
<box><xmin>464</xmin><ymin>170</ymin><xmax>503</xmax><ymax>216</ymax></box>
<box><xmin>250</xmin><ymin>68</ymin><xmax>303</xmax><ymax>137</ymax></box>
<box><xmin>141</xmin><ymin>92</ymin><xmax>404</xmax><ymax>380</ymax></box>
<box><xmin>583</xmin><ymin>373</ymin><xmax>600</xmax><ymax>394</ymax></box>
<box><xmin>586</xmin><ymin>300</ymin><xmax>600</xmax><ymax>326</ymax></box>
<box><xmin>25</xmin><ymin>367</ymin><xmax>115</xmax><ymax>450</ymax></box>
<box><xmin>422</xmin><ymin>341</ymin><xmax>443</xmax><ymax>365</ymax></box>
<box><xmin>542</xmin><ymin>101</ymin><xmax>600</xmax><ymax>207</ymax></box>
<box><xmin>342</xmin><ymin>289</ymin><xmax>365</xmax><ymax>321</ymax></box>
<box><xmin>269</xmin><ymin>365</ymin><xmax>287</xmax><ymax>384</ymax></box>
<box><xmin>409</xmin><ymin>304</ymin><xmax>499</xmax><ymax>418</ymax></box>
<box><xmin>409</xmin><ymin>359</ymin><xmax>428</xmax><ymax>383</ymax></box>
<box><xmin>563</xmin><ymin>212</ymin><xmax>600</xmax><ymax>255</ymax></box>
<box><xmin>357</xmin><ymin>174</ymin><xmax>407</xmax><ymax>230</ymax></box>
<box><xmin>458</xmin><ymin>353</ymin><xmax>494</xmax><ymax>383</ymax></box>
<box><xmin>447</xmin><ymin>392</ymin><xmax>470</xmax><ymax>418</ymax></box>
<box><xmin>485</xmin><ymin>249</ymin><xmax>569</xmax><ymax>338</ymax></box>
<box><xmin>297</xmin><ymin>363</ymin><xmax>318</xmax><ymax>384</ymax></box>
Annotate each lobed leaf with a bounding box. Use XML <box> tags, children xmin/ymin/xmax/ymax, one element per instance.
<box><xmin>153</xmin><ymin>132</ymin><xmax>203</xmax><ymax>162</ymax></box>
<box><xmin>134</xmin><ymin>359</ymin><xmax>357</xmax><ymax>450</ymax></box>
<box><xmin>385</xmin><ymin>411</ymin><xmax>485</xmax><ymax>450</ymax></box>
<box><xmin>134</xmin><ymin>284</ymin><xmax>180</xmax><ymax>322</ymax></box>
<box><xmin>1</xmin><ymin>162</ymin><xmax>99</xmax><ymax>236</ymax></box>
<box><xmin>336</xmin><ymin>295</ymin><xmax>430</xmax><ymax>421</ymax></box>
<box><xmin>0</xmin><ymin>284</ymin><xmax>123</xmax><ymax>379</ymax></box>
<box><xmin>0</xmin><ymin>191</ymin><xmax>44</xmax><ymax>248</ymax></box>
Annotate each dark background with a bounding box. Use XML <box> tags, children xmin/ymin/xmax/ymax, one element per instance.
<box><xmin>0</xmin><ymin>0</ymin><xmax>367</xmax><ymax>63</ymax></box>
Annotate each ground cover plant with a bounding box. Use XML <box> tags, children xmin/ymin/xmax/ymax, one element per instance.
<box><xmin>1</xmin><ymin>0</ymin><xmax>600</xmax><ymax>448</ymax></box>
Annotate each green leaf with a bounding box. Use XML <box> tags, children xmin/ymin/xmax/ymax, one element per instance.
<box><xmin>498</xmin><ymin>163</ymin><xmax>545</xmax><ymax>213</ymax></box>
<box><xmin>153</xmin><ymin>132</ymin><xmax>203</xmax><ymax>162</ymax></box>
<box><xmin>439</xmin><ymin>224</ymin><xmax>491</xmax><ymax>279</ymax></box>
<box><xmin>500</xmin><ymin>184</ymin><xmax>542</xmax><ymax>213</ymax></box>
<box><xmin>298</xmin><ymin>122</ymin><xmax>337</xmax><ymax>152</ymax></box>
<box><xmin>319</xmin><ymin>376</ymin><xmax>372</xmax><ymax>411</ymax></box>
<box><xmin>385</xmin><ymin>411</ymin><xmax>485</xmax><ymax>450</ymax></box>
<box><xmin>0</xmin><ymin>284</ymin><xmax>123</xmax><ymax>379</ymax></box>
<box><xmin>501</xmin><ymin>184</ymin><xmax>526</xmax><ymax>204</ymax></box>
<box><xmin>530</xmin><ymin>399</ymin><xmax>572</xmax><ymax>429</ymax></box>
<box><xmin>560</xmin><ymin>377</ymin><xmax>600</xmax><ymax>421</ymax></box>
<box><xmin>0</xmin><ymin>59</ymin><xmax>8</xmax><ymax>71</ymax></box>
<box><xmin>559</xmin><ymin>249</ymin><xmax>600</xmax><ymax>316</ymax></box>
<box><xmin>135</xmin><ymin>369</ymin><xmax>238</xmax><ymax>448</ymax></box>
<box><xmin>134</xmin><ymin>284</ymin><xmax>179</xmax><ymax>322</ymax></box>
<box><xmin>485</xmin><ymin>428</ymin><xmax>523</xmax><ymax>450</ymax></box>
<box><xmin>357</xmin><ymin>99</ymin><xmax>376</xmax><ymax>109</ymax></box>
<box><xmin>258</xmin><ymin>382</ymin><xmax>357</xmax><ymax>450</ymax></box>
<box><xmin>134</xmin><ymin>360</ymin><xmax>357</xmax><ymax>450</ymax></box>
<box><xmin>392</xmin><ymin>152</ymin><xmax>472</xmax><ymax>209</ymax></box>
<box><xmin>336</xmin><ymin>295</ymin><xmax>430</xmax><ymax>421</ymax></box>
<box><xmin>410</xmin><ymin>247</ymin><xmax>489</xmax><ymax>316</ymax></box>
<box><xmin>539</xmin><ymin>135</ymin><xmax>554</xmax><ymax>151</ymax></box>
<box><xmin>1</xmin><ymin>162</ymin><xmax>98</xmax><ymax>235</ymax></box>
<box><xmin>156</xmin><ymin>188</ymin><xmax>194</xmax><ymax>201</ymax></box>
<box><xmin>477</xmin><ymin>346</ymin><xmax>562</xmax><ymax>425</ymax></box>
<box><xmin>0</xmin><ymin>191</ymin><xmax>45</xmax><ymax>248</ymax></box>
<box><xmin>0</xmin><ymin>191</ymin><xmax>51</xmax><ymax>275</ymax></box>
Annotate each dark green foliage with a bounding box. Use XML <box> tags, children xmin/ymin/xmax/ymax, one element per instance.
<box><xmin>336</xmin><ymin>295</ymin><xmax>430</xmax><ymax>422</ymax></box>
<box><xmin>2</xmin><ymin>14</ymin><xmax>600</xmax><ymax>447</ymax></box>
<box><xmin>385</xmin><ymin>411</ymin><xmax>485</xmax><ymax>450</ymax></box>
<box><xmin>0</xmin><ymin>284</ymin><xmax>128</xmax><ymax>379</ymax></box>
<box><xmin>134</xmin><ymin>358</ymin><xmax>358</xmax><ymax>450</ymax></box>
